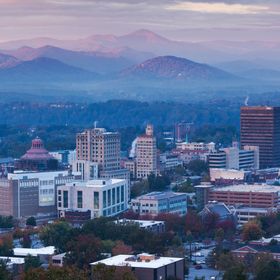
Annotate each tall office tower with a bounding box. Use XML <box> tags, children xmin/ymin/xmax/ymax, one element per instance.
<box><xmin>76</xmin><ymin>128</ymin><xmax>120</xmax><ymax>172</ymax></box>
<box><xmin>136</xmin><ymin>124</ymin><xmax>158</xmax><ymax>179</ymax></box>
<box><xmin>241</xmin><ymin>106</ymin><xmax>280</xmax><ymax>169</ymax></box>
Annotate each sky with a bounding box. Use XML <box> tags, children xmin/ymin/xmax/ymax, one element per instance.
<box><xmin>0</xmin><ymin>0</ymin><xmax>279</xmax><ymax>42</ymax></box>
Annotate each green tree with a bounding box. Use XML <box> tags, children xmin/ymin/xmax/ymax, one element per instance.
<box><xmin>24</xmin><ymin>255</ymin><xmax>41</xmax><ymax>272</ymax></box>
<box><xmin>0</xmin><ymin>260</ymin><xmax>11</xmax><ymax>280</ymax></box>
<box><xmin>187</xmin><ymin>160</ymin><xmax>208</xmax><ymax>175</ymax></box>
<box><xmin>39</xmin><ymin>221</ymin><xmax>74</xmax><ymax>252</ymax></box>
<box><xmin>223</xmin><ymin>264</ymin><xmax>247</xmax><ymax>280</ymax></box>
<box><xmin>26</xmin><ymin>217</ymin><xmax>36</xmax><ymax>227</ymax></box>
<box><xmin>256</xmin><ymin>260</ymin><xmax>280</xmax><ymax>280</ymax></box>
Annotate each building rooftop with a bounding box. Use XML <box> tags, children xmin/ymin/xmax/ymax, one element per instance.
<box><xmin>20</xmin><ymin>137</ymin><xmax>54</xmax><ymax>161</ymax></box>
<box><xmin>91</xmin><ymin>254</ymin><xmax>183</xmax><ymax>269</ymax></box>
<box><xmin>134</xmin><ymin>191</ymin><xmax>186</xmax><ymax>200</ymax></box>
<box><xmin>213</xmin><ymin>184</ymin><xmax>280</xmax><ymax>193</ymax></box>
<box><xmin>115</xmin><ymin>219</ymin><xmax>164</xmax><ymax>228</ymax></box>
<box><xmin>0</xmin><ymin>256</ymin><xmax>25</xmax><ymax>265</ymax></box>
<box><xmin>65</xmin><ymin>178</ymin><xmax>126</xmax><ymax>188</ymax></box>
<box><xmin>13</xmin><ymin>246</ymin><xmax>55</xmax><ymax>257</ymax></box>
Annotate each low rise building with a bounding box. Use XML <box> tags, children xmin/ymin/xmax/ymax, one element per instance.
<box><xmin>13</xmin><ymin>246</ymin><xmax>55</xmax><ymax>263</ymax></box>
<box><xmin>130</xmin><ymin>191</ymin><xmax>187</xmax><ymax>216</ymax></box>
<box><xmin>160</xmin><ymin>153</ymin><xmax>183</xmax><ymax>171</ymax></box>
<box><xmin>57</xmin><ymin>179</ymin><xmax>129</xmax><ymax>219</ymax></box>
<box><xmin>0</xmin><ymin>170</ymin><xmax>78</xmax><ymax>219</ymax></box>
<box><xmin>91</xmin><ymin>253</ymin><xmax>185</xmax><ymax>280</ymax></box>
<box><xmin>115</xmin><ymin>219</ymin><xmax>165</xmax><ymax>234</ymax></box>
<box><xmin>209</xmin><ymin>184</ymin><xmax>280</xmax><ymax>208</ymax></box>
<box><xmin>209</xmin><ymin>145</ymin><xmax>259</xmax><ymax>170</ymax></box>
<box><xmin>51</xmin><ymin>253</ymin><xmax>66</xmax><ymax>267</ymax></box>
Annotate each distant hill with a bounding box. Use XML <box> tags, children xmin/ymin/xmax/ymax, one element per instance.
<box><xmin>0</xmin><ymin>53</ymin><xmax>20</xmax><ymax>69</ymax></box>
<box><xmin>121</xmin><ymin>56</ymin><xmax>237</xmax><ymax>81</ymax></box>
<box><xmin>0</xmin><ymin>57</ymin><xmax>98</xmax><ymax>83</ymax></box>
<box><xmin>3</xmin><ymin>46</ymin><xmax>135</xmax><ymax>74</ymax></box>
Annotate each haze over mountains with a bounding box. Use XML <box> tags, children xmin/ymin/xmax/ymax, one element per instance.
<box><xmin>0</xmin><ymin>29</ymin><xmax>279</xmax><ymax>102</ymax></box>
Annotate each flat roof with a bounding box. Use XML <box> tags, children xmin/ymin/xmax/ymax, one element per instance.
<box><xmin>134</xmin><ymin>191</ymin><xmax>186</xmax><ymax>200</ymax></box>
<box><xmin>13</xmin><ymin>246</ymin><xmax>55</xmax><ymax>257</ymax></box>
<box><xmin>91</xmin><ymin>254</ymin><xmax>183</xmax><ymax>269</ymax></box>
<box><xmin>0</xmin><ymin>256</ymin><xmax>25</xmax><ymax>265</ymax></box>
<box><xmin>65</xmin><ymin>178</ymin><xmax>126</xmax><ymax>188</ymax></box>
<box><xmin>116</xmin><ymin>219</ymin><xmax>164</xmax><ymax>227</ymax></box>
<box><xmin>212</xmin><ymin>184</ymin><xmax>280</xmax><ymax>193</ymax></box>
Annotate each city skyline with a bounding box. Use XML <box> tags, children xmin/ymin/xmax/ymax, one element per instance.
<box><xmin>0</xmin><ymin>0</ymin><xmax>280</xmax><ymax>42</ymax></box>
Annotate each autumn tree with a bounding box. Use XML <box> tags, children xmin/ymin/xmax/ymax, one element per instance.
<box><xmin>65</xmin><ymin>234</ymin><xmax>102</xmax><ymax>269</ymax></box>
<box><xmin>242</xmin><ymin>221</ymin><xmax>262</xmax><ymax>241</ymax></box>
<box><xmin>112</xmin><ymin>241</ymin><xmax>132</xmax><ymax>256</ymax></box>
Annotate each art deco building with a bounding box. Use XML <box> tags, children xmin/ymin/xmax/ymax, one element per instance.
<box><xmin>136</xmin><ymin>124</ymin><xmax>157</xmax><ymax>179</ymax></box>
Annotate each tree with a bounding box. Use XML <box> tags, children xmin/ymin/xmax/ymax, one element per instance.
<box><xmin>256</xmin><ymin>260</ymin><xmax>280</xmax><ymax>280</ymax></box>
<box><xmin>185</xmin><ymin>211</ymin><xmax>202</xmax><ymax>237</ymax></box>
<box><xmin>0</xmin><ymin>235</ymin><xmax>13</xmax><ymax>256</ymax></box>
<box><xmin>22</xmin><ymin>266</ymin><xmax>88</xmax><ymax>280</ymax></box>
<box><xmin>26</xmin><ymin>217</ymin><xmax>36</xmax><ymax>227</ymax></box>
<box><xmin>21</xmin><ymin>234</ymin><xmax>32</xmax><ymax>248</ymax></box>
<box><xmin>187</xmin><ymin>160</ymin><xmax>208</xmax><ymax>175</ymax></box>
<box><xmin>223</xmin><ymin>264</ymin><xmax>247</xmax><ymax>280</ymax></box>
<box><xmin>112</xmin><ymin>241</ymin><xmax>132</xmax><ymax>256</ymax></box>
<box><xmin>215</xmin><ymin>228</ymin><xmax>224</xmax><ymax>245</ymax></box>
<box><xmin>24</xmin><ymin>255</ymin><xmax>41</xmax><ymax>272</ymax></box>
<box><xmin>242</xmin><ymin>221</ymin><xmax>262</xmax><ymax>241</ymax></box>
<box><xmin>39</xmin><ymin>221</ymin><xmax>74</xmax><ymax>252</ymax></box>
<box><xmin>65</xmin><ymin>234</ymin><xmax>103</xmax><ymax>269</ymax></box>
<box><xmin>0</xmin><ymin>216</ymin><xmax>13</xmax><ymax>228</ymax></box>
<box><xmin>0</xmin><ymin>260</ymin><xmax>11</xmax><ymax>280</ymax></box>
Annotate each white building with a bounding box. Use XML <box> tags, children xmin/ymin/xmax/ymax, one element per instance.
<box><xmin>160</xmin><ymin>153</ymin><xmax>183</xmax><ymax>170</ymax></box>
<box><xmin>209</xmin><ymin>145</ymin><xmax>259</xmax><ymax>170</ymax></box>
<box><xmin>57</xmin><ymin>179</ymin><xmax>129</xmax><ymax>219</ymax></box>
<box><xmin>176</xmin><ymin>141</ymin><xmax>216</xmax><ymax>152</ymax></box>
<box><xmin>72</xmin><ymin>160</ymin><xmax>99</xmax><ymax>181</ymax></box>
<box><xmin>91</xmin><ymin>253</ymin><xmax>184</xmax><ymax>280</ymax></box>
<box><xmin>131</xmin><ymin>191</ymin><xmax>187</xmax><ymax>216</ymax></box>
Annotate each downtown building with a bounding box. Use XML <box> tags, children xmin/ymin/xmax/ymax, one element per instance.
<box><xmin>208</xmin><ymin>143</ymin><xmax>259</xmax><ymax>170</ymax></box>
<box><xmin>75</xmin><ymin>128</ymin><xmax>129</xmax><ymax>182</ymax></box>
<box><xmin>57</xmin><ymin>179</ymin><xmax>129</xmax><ymax>220</ymax></box>
<box><xmin>0</xmin><ymin>138</ymin><xmax>79</xmax><ymax>220</ymax></box>
<box><xmin>135</xmin><ymin>124</ymin><xmax>158</xmax><ymax>179</ymax></box>
<box><xmin>241</xmin><ymin>106</ymin><xmax>280</xmax><ymax>168</ymax></box>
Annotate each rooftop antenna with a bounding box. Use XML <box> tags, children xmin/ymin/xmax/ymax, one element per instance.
<box><xmin>94</xmin><ymin>121</ymin><xmax>98</xmax><ymax>129</ymax></box>
<box><xmin>245</xmin><ymin>96</ymin><xmax>249</xmax><ymax>106</ymax></box>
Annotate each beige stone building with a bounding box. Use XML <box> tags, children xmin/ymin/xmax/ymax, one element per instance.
<box><xmin>136</xmin><ymin>124</ymin><xmax>157</xmax><ymax>179</ymax></box>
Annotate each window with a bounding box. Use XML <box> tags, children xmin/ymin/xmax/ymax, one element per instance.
<box><xmin>103</xmin><ymin>191</ymin><xmax>107</xmax><ymax>208</ymax></box>
<box><xmin>112</xmin><ymin>188</ymin><xmax>116</xmax><ymax>205</ymax></box>
<box><xmin>117</xmin><ymin>187</ymin><xmax>120</xmax><ymax>203</ymax></box>
<box><xmin>94</xmin><ymin>192</ymin><xmax>99</xmax><ymax>209</ymax></box>
<box><xmin>77</xmin><ymin>191</ymin><xmax>83</xmax><ymax>208</ymax></box>
<box><xmin>121</xmin><ymin>185</ymin><xmax>124</xmax><ymax>202</ymax></box>
<box><xmin>63</xmin><ymin>191</ymin><xmax>68</xmax><ymax>208</ymax></box>
<box><xmin>108</xmin><ymin>189</ymin><xmax>111</xmax><ymax>206</ymax></box>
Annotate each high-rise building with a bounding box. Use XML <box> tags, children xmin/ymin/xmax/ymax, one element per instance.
<box><xmin>76</xmin><ymin>128</ymin><xmax>120</xmax><ymax>172</ymax></box>
<box><xmin>76</xmin><ymin>128</ymin><xmax>130</xmax><ymax>184</ymax></box>
<box><xmin>136</xmin><ymin>124</ymin><xmax>157</xmax><ymax>179</ymax></box>
<box><xmin>241</xmin><ymin>106</ymin><xmax>280</xmax><ymax>168</ymax></box>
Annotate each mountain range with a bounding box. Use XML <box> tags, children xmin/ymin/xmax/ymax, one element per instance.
<box><xmin>0</xmin><ymin>29</ymin><xmax>279</xmax><ymax>102</ymax></box>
